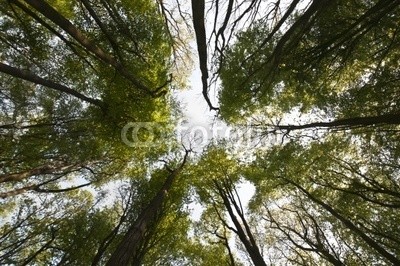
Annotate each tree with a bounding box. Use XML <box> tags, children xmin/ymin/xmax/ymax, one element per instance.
<box><xmin>0</xmin><ymin>189</ymin><xmax>120</xmax><ymax>265</ymax></box>
<box><xmin>190</xmin><ymin>147</ymin><xmax>267</xmax><ymax>265</ymax></box>
<box><xmin>245</xmin><ymin>137</ymin><xmax>400</xmax><ymax>264</ymax></box>
<box><xmin>0</xmin><ymin>0</ymin><xmax>184</xmax><ymax>263</ymax></box>
<box><xmin>0</xmin><ymin>0</ymin><xmax>175</xmax><ymax>199</ymax></box>
<box><xmin>1</xmin><ymin>0</ymin><xmax>400</xmax><ymax>264</ymax></box>
<box><xmin>106</xmin><ymin>149</ymin><xmax>190</xmax><ymax>265</ymax></box>
<box><xmin>218</xmin><ymin>0</ymin><xmax>400</xmax><ymax>123</ymax></box>
<box><xmin>191</xmin><ymin>0</ymin><xmax>219</xmax><ymax>111</ymax></box>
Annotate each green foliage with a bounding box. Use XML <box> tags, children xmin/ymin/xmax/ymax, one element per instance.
<box><xmin>1</xmin><ymin>0</ymin><xmax>400</xmax><ymax>265</ymax></box>
<box><xmin>0</xmin><ymin>0</ymin><xmax>175</xmax><ymax>194</ymax></box>
<box><xmin>219</xmin><ymin>0</ymin><xmax>400</xmax><ymax>122</ymax></box>
<box><xmin>246</xmin><ymin>135</ymin><xmax>400</xmax><ymax>264</ymax></box>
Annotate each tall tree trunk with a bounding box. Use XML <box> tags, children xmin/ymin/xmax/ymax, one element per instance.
<box><xmin>105</xmin><ymin>151</ymin><xmax>189</xmax><ymax>266</ymax></box>
<box><xmin>0</xmin><ymin>162</ymin><xmax>77</xmax><ymax>183</ymax></box>
<box><xmin>191</xmin><ymin>0</ymin><xmax>218</xmax><ymax>111</ymax></box>
<box><xmin>215</xmin><ymin>181</ymin><xmax>267</xmax><ymax>266</ymax></box>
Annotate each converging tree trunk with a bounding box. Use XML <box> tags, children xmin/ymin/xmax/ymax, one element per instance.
<box><xmin>286</xmin><ymin>178</ymin><xmax>400</xmax><ymax>265</ymax></box>
<box><xmin>105</xmin><ymin>150</ymin><xmax>189</xmax><ymax>265</ymax></box>
<box><xmin>17</xmin><ymin>0</ymin><xmax>165</xmax><ymax>96</ymax></box>
<box><xmin>191</xmin><ymin>0</ymin><xmax>218</xmax><ymax>111</ymax></box>
<box><xmin>214</xmin><ymin>179</ymin><xmax>267</xmax><ymax>266</ymax></box>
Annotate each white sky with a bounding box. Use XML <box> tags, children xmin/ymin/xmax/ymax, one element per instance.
<box><xmin>175</xmin><ymin>41</ymin><xmax>256</xmax><ymax>223</ymax></box>
<box><xmin>175</xmin><ymin>68</ymin><xmax>215</xmax><ymax>125</ymax></box>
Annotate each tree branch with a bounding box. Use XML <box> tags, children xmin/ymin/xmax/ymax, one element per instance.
<box><xmin>0</xmin><ymin>62</ymin><xmax>106</xmax><ymax>110</ymax></box>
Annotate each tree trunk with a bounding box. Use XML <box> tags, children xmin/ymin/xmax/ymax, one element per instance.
<box><xmin>215</xmin><ymin>182</ymin><xmax>267</xmax><ymax>266</ymax></box>
<box><xmin>0</xmin><ymin>163</ymin><xmax>76</xmax><ymax>183</ymax></box>
<box><xmin>105</xmin><ymin>151</ymin><xmax>189</xmax><ymax>265</ymax></box>
<box><xmin>191</xmin><ymin>0</ymin><xmax>218</xmax><ymax>111</ymax></box>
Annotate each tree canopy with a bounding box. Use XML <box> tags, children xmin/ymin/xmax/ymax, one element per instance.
<box><xmin>1</xmin><ymin>0</ymin><xmax>399</xmax><ymax>265</ymax></box>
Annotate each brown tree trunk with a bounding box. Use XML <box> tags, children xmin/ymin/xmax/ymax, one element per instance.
<box><xmin>0</xmin><ymin>163</ymin><xmax>75</xmax><ymax>183</ymax></box>
<box><xmin>215</xmin><ymin>181</ymin><xmax>267</xmax><ymax>266</ymax></box>
<box><xmin>191</xmin><ymin>0</ymin><xmax>218</xmax><ymax>111</ymax></box>
<box><xmin>105</xmin><ymin>151</ymin><xmax>189</xmax><ymax>265</ymax></box>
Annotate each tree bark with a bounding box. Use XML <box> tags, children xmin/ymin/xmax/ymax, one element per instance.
<box><xmin>0</xmin><ymin>162</ymin><xmax>75</xmax><ymax>183</ymax></box>
<box><xmin>215</xmin><ymin>181</ymin><xmax>267</xmax><ymax>266</ymax></box>
<box><xmin>191</xmin><ymin>0</ymin><xmax>219</xmax><ymax>111</ymax></box>
<box><xmin>105</xmin><ymin>151</ymin><xmax>189</xmax><ymax>265</ymax></box>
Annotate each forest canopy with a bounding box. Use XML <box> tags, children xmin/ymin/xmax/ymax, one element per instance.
<box><xmin>0</xmin><ymin>0</ymin><xmax>399</xmax><ymax>265</ymax></box>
